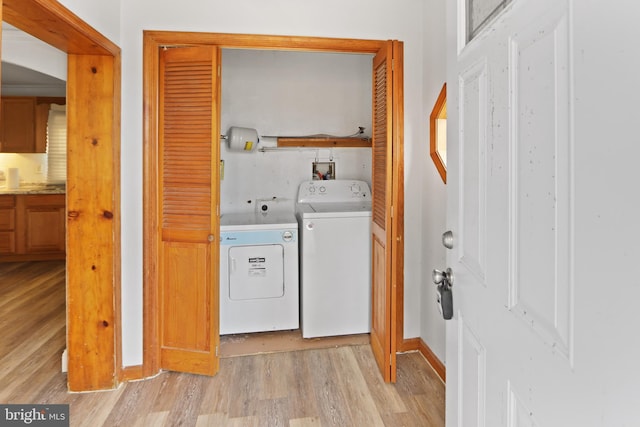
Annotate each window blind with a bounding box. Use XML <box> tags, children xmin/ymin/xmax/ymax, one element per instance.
<box><xmin>46</xmin><ymin>104</ymin><xmax>66</xmax><ymax>184</ymax></box>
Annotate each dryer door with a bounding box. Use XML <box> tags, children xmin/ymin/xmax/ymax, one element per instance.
<box><xmin>229</xmin><ymin>244</ymin><xmax>284</xmax><ymax>300</ymax></box>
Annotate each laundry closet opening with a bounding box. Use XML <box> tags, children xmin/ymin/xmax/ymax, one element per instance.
<box><xmin>143</xmin><ymin>32</ymin><xmax>404</xmax><ymax>381</ymax></box>
<box><xmin>219</xmin><ymin>48</ymin><xmax>374</xmax><ymax>355</ymax></box>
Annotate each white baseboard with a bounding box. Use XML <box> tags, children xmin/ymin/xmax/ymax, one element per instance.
<box><xmin>61</xmin><ymin>348</ymin><xmax>68</xmax><ymax>372</ymax></box>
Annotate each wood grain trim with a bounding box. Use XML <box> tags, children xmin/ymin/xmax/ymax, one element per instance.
<box><xmin>120</xmin><ymin>365</ymin><xmax>144</xmax><ymax>382</ymax></box>
<box><xmin>144</xmin><ymin>31</ymin><xmax>405</xmax><ymax>383</ymax></box>
<box><xmin>66</xmin><ymin>53</ymin><xmax>120</xmax><ymax>391</ymax></box>
<box><xmin>277</xmin><ymin>137</ymin><xmax>371</xmax><ymax>148</ymax></box>
<box><xmin>112</xmin><ymin>52</ymin><xmax>123</xmax><ymax>388</ymax></box>
<box><xmin>400</xmin><ymin>338</ymin><xmax>446</xmax><ymax>383</ymax></box>
<box><xmin>2</xmin><ymin>0</ymin><xmax>121</xmax><ymax>393</ymax></box>
<box><xmin>3</xmin><ymin>0</ymin><xmax>119</xmax><ymax>55</ymax></box>
<box><xmin>143</xmin><ymin>32</ymin><xmax>161</xmax><ymax>378</ymax></box>
<box><xmin>144</xmin><ymin>31</ymin><xmax>386</xmax><ymax>54</ymax></box>
<box><xmin>391</xmin><ymin>41</ymin><xmax>406</xmax><ymax>367</ymax></box>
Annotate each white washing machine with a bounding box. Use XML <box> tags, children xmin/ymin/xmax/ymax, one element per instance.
<box><xmin>219</xmin><ymin>211</ymin><xmax>299</xmax><ymax>335</ymax></box>
<box><xmin>296</xmin><ymin>180</ymin><xmax>372</xmax><ymax>338</ymax></box>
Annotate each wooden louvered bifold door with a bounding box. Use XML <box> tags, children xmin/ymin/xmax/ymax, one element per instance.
<box><xmin>370</xmin><ymin>42</ymin><xmax>396</xmax><ymax>383</ymax></box>
<box><xmin>158</xmin><ymin>46</ymin><xmax>219</xmax><ymax>376</ymax></box>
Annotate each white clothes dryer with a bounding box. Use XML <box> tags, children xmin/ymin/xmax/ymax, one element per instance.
<box><xmin>219</xmin><ymin>211</ymin><xmax>299</xmax><ymax>335</ymax></box>
<box><xmin>296</xmin><ymin>180</ymin><xmax>372</xmax><ymax>338</ymax></box>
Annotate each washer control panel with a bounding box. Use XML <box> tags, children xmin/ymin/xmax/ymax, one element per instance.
<box><xmin>297</xmin><ymin>180</ymin><xmax>371</xmax><ymax>203</ymax></box>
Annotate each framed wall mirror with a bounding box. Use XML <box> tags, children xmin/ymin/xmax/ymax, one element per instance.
<box><xmin>430</xmin><ymin>83</ymin><xmax>447</xmax><ymax>184</ymax></box>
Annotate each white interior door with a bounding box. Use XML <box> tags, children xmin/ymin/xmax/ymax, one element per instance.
<box><xmin>445</xmin><ymin>0</ymin><xmax>640</xmax><ymax>425</ymax></box>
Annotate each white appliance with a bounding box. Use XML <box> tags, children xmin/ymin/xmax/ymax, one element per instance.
<box><xmin>219</xmin><ymin>211</ymin><xmax>299</xmax><ymax>334</ymax></box>
<box><xmin>296</xmin><ymin>180</ymin><xmax>372</xmax><ymax>338</ymax></box>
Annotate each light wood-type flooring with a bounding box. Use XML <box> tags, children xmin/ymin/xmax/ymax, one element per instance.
<box><xmin>0</xmin><ymin>261</ymin><xmax>445</xmax><ymax>426</ymax></box>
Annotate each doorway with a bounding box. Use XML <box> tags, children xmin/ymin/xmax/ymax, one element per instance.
<box><xmin>143</xmin><ymin>32</ymin><xmax>405</xmax><ymax>381</ymax></box>
<box><xmin>2</xmin><ymin>0</ymin><xmax>121</xmax><ymax>392</ymax></box>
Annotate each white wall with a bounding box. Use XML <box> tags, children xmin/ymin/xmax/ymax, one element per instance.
<box><xmin>58</xmin><ymin>0</ymin><xmax>121</xmax><ymax>45</ymax></box>
<box><xmin>117</xmin><ymin>0</ymin><xmax>427</xmax><ymax>367</ymax></box>
<box><xmin>1</xmin><ymin>24</ymin><xmax>67</xmax><ymax>82</ymax></box>
<box><xmin>420</xmin><ymin>1</ymin><xmax>448</xmax><ymax>363</ymax></box>
<box><xmin>49</xmin><ymin>0</ymin><xmax>437</xmax><ymax>367</ymax></box>
<box><xmin>220</xmin><ymin>49</ymin><xmax>372</xmax><ymax>214</ymax></box>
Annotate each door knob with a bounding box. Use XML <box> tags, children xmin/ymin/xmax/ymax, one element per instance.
<box><xmin>442</xmin><ymin>230</ymin><xmax>454</xmax><ymax>249</ymax></box>
<box><xmin>432</xmin><ymin>267</ymin><xmax>454</xmax><ymax>287</ymax></box>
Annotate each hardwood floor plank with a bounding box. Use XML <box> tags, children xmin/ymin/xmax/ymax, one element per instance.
<box><xmin>0</xmin><ymin>263</ymin><xmax>64</xmax><ymax>315</ymax></box>
<box><xmin>101</xmin><ymin>374</ymin><xmax>166</xmax><ymax>426</ymax></box>
<box><xmin>331</xmin><ymin>346</ymin><xmax>386</xmax><ymax>427</ymax></box>
<box><xmin>72</xmin><ymin>388</ymin><xmax>126</xmax><ymax>427</ymax></box>
<box><xmin>401</xmin><ymin>393</ymin><xmax>445</xmax><ymax>427</ymax></box>
<box><xmin>351</xmin><ymin>344</ymin><xmax>409</xmax><ymax>414</ymax></box>
<box><xmin>254</xmin><ymin>396</ymin><xmax>290</xmax><ymax>426</ymax></box>
<box><xmin>31</xmin><ymin>372</ymin><xmax>70</xmax><ymax>404</ymax></box>
<box><xmin>1</xmin><ymin>261</ymin><xmax>446</xmax><ymax>426</ymax></box>
<box><xmin>307</xmin><ymin>348</ymin><xmax>355</xmax><ymax>426</ymax></box>
<box><xmin>150</xmin><ymin>372</ymin><xmax>195</xmax><ymax>413</ymax></box>
<box><xmin>226</xmin><ymin>355</ymin><xmax>261</xmax><ymax>418</ymax></box>
<box><xmin>133</xmin><ymin>410</ymin><xmax>169</xmax><ymax>427</ymax></box>
<box><xmin>196</xmin><ymin>412</ymin><xmax>228</xmax><ymax>427</ymax></box>
<box><xmin>162</xmin><ymin>374</ymin><xmax>209</xmax><ymax>427</ymax></box>
<box><xmin>226</xmin><ymin>415</ymin><xmax>261</xmax><ymax>427</ymax></box>
<box><xmin>0</xmin><ymin>261</ymin><xmax>64</xmax><ymax>301</ymax></box>
<box><xmin>0</xmin><ymin>310</ymin><xmax>65</xmax><ymax>381</ymax></box>
<box><xmin>289</xmin><ymin>416</ymin><xmax>322</xmax><ymax>427</ymax></box>
<box><xmin>198</xmin><ymin>357</ymin><xmax>237</xmax><ymax>415</ymax></box>
<box><xmin>0</xmin><ymin>325</ymin><xmax>65</xmax><ymax>402</ymax></box>
<box><xmin>0</xmin><ymin>288</ymin><xmax>64</xmax><ymax>352</ymax></box>
<box><xmin>396</xmin><ymin>351</ymin><xmax>446</xmax><ymax>400</ymax></box>
<box><xmin>220</xmin><ymin>329</ymin><xmax>369</xmax><ymax>357</ymax></box>
<box><xmin>286</xmin><ymin>350</ymin><xmax>320</xmax><ymax>420</ymax></box>
<box><xmin>257</xmin><ymin>351</ymin><xmax>293</xmax><ymax>400</ymax></box>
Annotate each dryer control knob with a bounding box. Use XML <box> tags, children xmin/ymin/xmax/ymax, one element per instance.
<box><xmin>282</xmin><ymin>231</ymin><xmax>293</xmax><ymax>242</ymax></box>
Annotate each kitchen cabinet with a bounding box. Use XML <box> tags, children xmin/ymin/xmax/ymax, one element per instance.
<box><xmin>0</xmin><ymin>194</ymin><xmax>65</xmax><ymax>261</ymax></box>
<box><xmin>0</xmin><ymin>196</ymin><xmax>16</xmax><ymax>254</ymax></box>
<box><xmin>0</xmin><ymin>97</ymin><xmax>36</xmax><ymax>153</ymax></box>
<box><xmin>0</xmin><ymin>96</ymin><xmax>66</xmax><ymax>153</ymax></box>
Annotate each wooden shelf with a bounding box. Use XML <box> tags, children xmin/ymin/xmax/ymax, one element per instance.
<box><xmin>277</xmin><ymin>137</ymin><xmax>371</xmax><ymax>148</ymax></box>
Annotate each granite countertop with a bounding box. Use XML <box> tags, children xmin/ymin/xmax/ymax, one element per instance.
<box><xmin>0</xmin><ymin>183</ymin><xmax>66</xmax><ymax>195</ymax></box>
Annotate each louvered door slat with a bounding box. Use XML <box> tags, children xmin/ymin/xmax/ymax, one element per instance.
<box><xmin>372</xmin><ymin>58</ymin><xmax>388</xmax><ymax>230</ymax></box>
<box><xmin>162</xmin><ymin>57</ymin><xmax>212</xmax><ymax>232</ymax></box>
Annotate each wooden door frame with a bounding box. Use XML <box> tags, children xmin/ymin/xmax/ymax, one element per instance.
<box><xmin>142</xmin><ymin>31</ymin><xmax>405</xmax><ymax>377</ymax></box>
<box><xmin>2</xmin><ymin>0</ymin><xmax>121</xmax><ymax>391</ymax></box>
